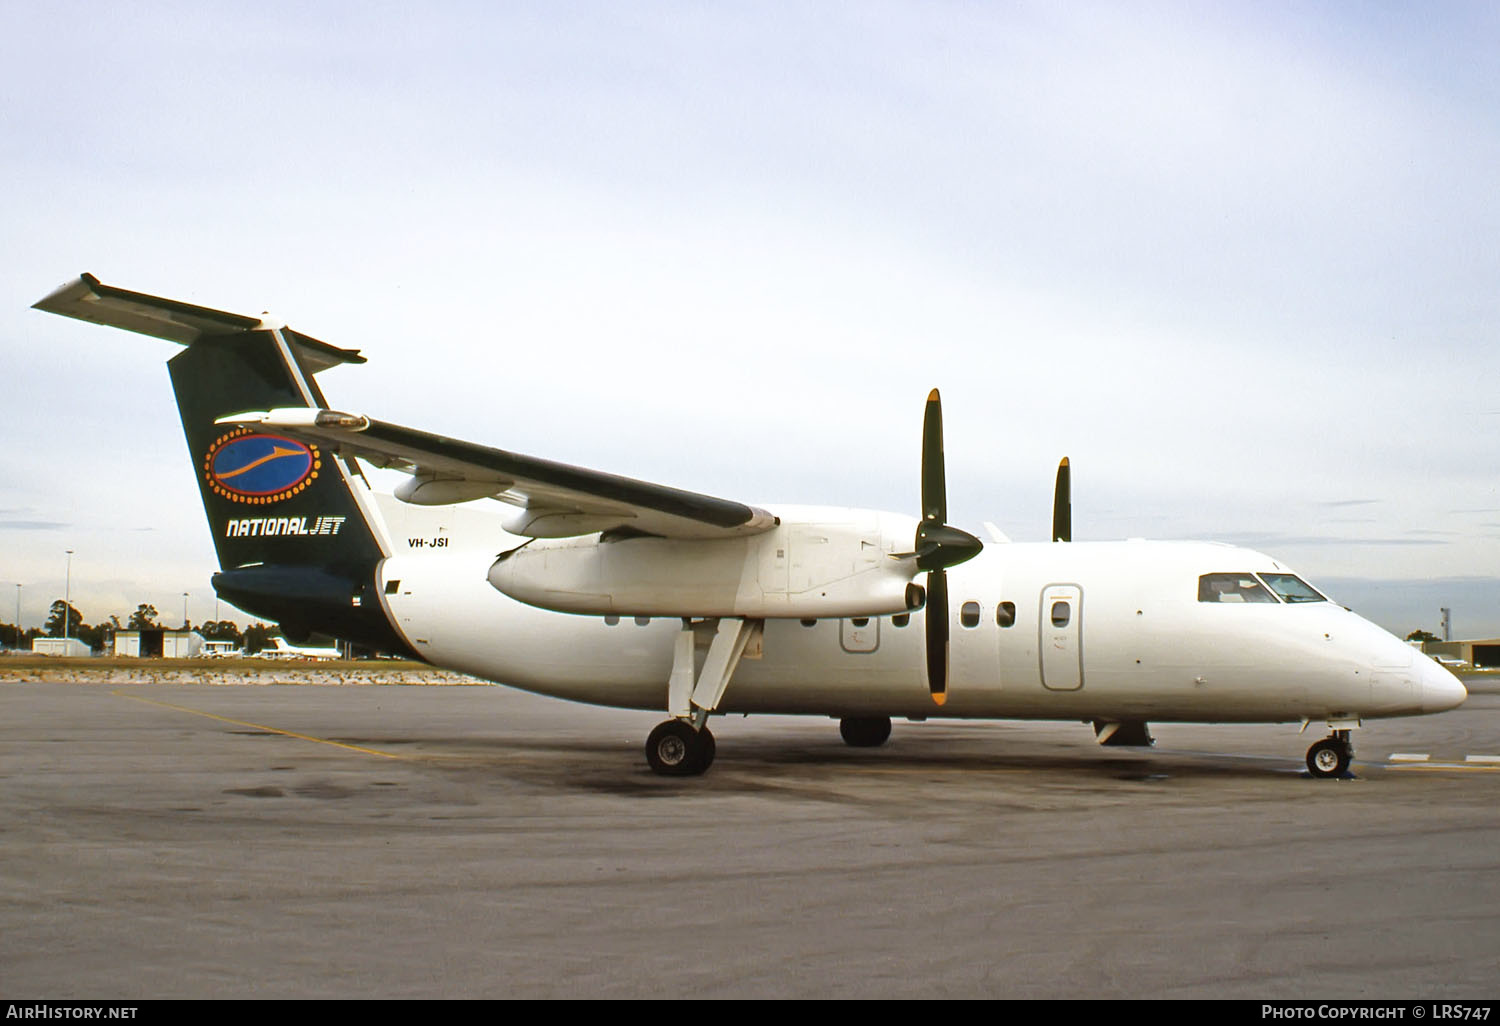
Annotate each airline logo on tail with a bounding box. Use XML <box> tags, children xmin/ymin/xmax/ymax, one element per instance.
<box><xmin>204</xmin><ymin>428</ymin><xmax>321</xmax><ymax>504</ymax></box>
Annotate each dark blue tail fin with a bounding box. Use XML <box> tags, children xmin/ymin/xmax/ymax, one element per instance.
<box><xmin>35</xmin><ymin>275</ymin><xmax>416</xmax><ymax>656</ymax></box>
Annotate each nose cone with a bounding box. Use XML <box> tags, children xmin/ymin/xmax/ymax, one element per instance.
<box><xmin>1421</xmin><ymin>660</ymin><xmax>1468</xmax><ymax>713</ymax></box>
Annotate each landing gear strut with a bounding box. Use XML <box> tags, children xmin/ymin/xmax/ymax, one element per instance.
<box><xmin>645</xmin><ymin>616</ymin><xmax>759</xmax><ymax>777</ymax></box>
<box><xmin>645</xmin><ymin>720</ymin><xmax>716</xmax><ymax>776</ymax></box>
<box><xmin>1306</xmin><ymin>730</ymin><xmax>1354</xmax><ymax>778</ymax></box>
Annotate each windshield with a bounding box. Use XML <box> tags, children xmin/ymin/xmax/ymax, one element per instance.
<box><xmin>1258</xmin><ymin>573</ymin><xmax>1327</xmax><ymax>603</ymax></box>
<box><xmin>1198</xmin><ymin>573</ymin><xmax>1278</xmax><ymax>603</ymax></box>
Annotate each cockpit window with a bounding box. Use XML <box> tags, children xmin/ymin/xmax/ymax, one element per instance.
<box><xmin>1198</xmin><ymin>573</ymin><xmax>1278</xmax><ymax>604</ymax></box>
<box><xmin>1258</xmin><ymin>573</ymin><xmax>1326</xmax><ymax>604</ymax></box>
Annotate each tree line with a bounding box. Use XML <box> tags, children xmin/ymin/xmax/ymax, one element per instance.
<box><xmin>0</xmin><ymin>600</ymin><xmax>282</xmax><ymax>654</ymax></box>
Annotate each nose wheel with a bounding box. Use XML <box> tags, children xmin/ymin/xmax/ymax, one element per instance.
<box><xmin>645</xmin><ymin>720</ymin><xmax>716</xmax><ymax>776</ymax></box>
<box><xmin>1306</xmin><ymin>731</ymin><xmax>1354</xmax><ymax>778</ymax></box>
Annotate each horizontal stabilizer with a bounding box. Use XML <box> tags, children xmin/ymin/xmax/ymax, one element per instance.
<box><xmin>33</xmin><ymin>273</ymin><xmax>364</xmax><ymax>373</ymax></box>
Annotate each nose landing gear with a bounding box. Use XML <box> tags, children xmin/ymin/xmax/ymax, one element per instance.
<box><xmin>1306</xmin><ymin>730</ymin><xmax>1354</xmax><ymax>778</ymax></box>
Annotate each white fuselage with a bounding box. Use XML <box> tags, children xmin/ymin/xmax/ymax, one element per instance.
<box><xmin>366</xmin><ymin>493</ymin><xmax>1465</xmax><ymax>726</ymax></box>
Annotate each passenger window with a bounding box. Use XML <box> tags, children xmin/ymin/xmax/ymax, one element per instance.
<box><xmin>960</xmin><ymin>602</ymin><xmax>980</xmax><ymax>628</ymax></box>
<box><xmin>851</xmin><ymin>617</ymin><xmax>869</xmax><ymax>627</ymax></box>
<box><xmin>892</xmin><ymin>613</ymin><xmax>910</xmax><ymax>627</ymax></box>
<box><xmin>996</xmin><ymin>601</ymin><xmax>1016</xmax><ymax>627</ymax></box>
<box><xmin>1198</xmin><ymin>573</ymin><xmax>1277</xmax><ymax>604</ymax></box>
<box><xmin>634</xmin><ymin>616</ymin><xmax>651</xmax><ymax>626</ymax></box>
<box><xmin>800</xmin><ymin>618</ymin><xmax>817</xmax><ymax>627</ymax></box>
<box><xmin>604</xmin><ymin>614</ymin><xmax>620</xmax><ymax>626</ymax></box>
<box><xmin>384</xmin><ymin>580</ymin><xmax>401</xmax><ymax>595</ymax></box>
<box><xmin>1051</xmin><ymin>601</ymin><xmax>1071</xmax><ymax>627</ymax></box>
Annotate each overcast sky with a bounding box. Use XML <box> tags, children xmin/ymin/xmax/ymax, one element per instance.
<box><xmin>3</xmin><ymin>1</ymin><xmax>1497</xmax><ymax>638</ymax></box>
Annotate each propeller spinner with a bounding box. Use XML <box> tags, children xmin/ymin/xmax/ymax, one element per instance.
<box><xmin>916</xmin><ymin>389</ymin><xmax>982</xmax><ymax>704</ymax></box>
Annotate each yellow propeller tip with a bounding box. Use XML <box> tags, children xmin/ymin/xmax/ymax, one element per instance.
<box><xmin>927</xmin><ymin>388</ymin><xmax>940</xmax><ymax>402</ymax></box>
<box><xmin>931</xmin><ymin>692</ymin><xmax>947</xmax><ymax>706</ymax></box>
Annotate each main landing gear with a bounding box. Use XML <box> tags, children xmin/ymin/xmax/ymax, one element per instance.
<box><xmin>644</xmin><ymin>616</ymin><xmax>760</xmax><ymax>777</ymax></box>
<box><xmin>839</xmin><ymin>716</ymin><xmax>892</xmax><ymax>748</ymax></box>
<box><xmin>1306</xmin><ymin>730</ymin><xmax>1354</xmax><ymax>778</ymax></box>
<box><xmin>645</xmin><ymin>720</ymin><xmax>716</xmax><ymax>776</ymax></box>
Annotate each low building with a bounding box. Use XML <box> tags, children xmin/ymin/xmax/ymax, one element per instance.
<box><xmin>33</xmin><ymin>637</ymin><xmax>92</xmax><ymax>657</ymax></box>
<box><xmin>1423</xmin><ymin>639</ymin><xmax>1500</xmax><ymax>669</ymax></box>
<box><xmin>113</xmin><ymin>629</ymin><xmax>204</xmax><ymax>658</ymax></box>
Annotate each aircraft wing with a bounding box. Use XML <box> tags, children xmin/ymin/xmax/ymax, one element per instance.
<box><xmin>221</xmin><ymin>408</ymin><xmax>779</xmax><ymax>540</ymax></box>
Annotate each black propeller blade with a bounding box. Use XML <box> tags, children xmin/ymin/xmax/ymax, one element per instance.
<box><xmin>926</xmin><ymin>567</ymin><xmax>948</xmax><ymax>704</ymax></box>
<box><xmin>1052</xmin><ymin>456</ymin><xmax>1071</xmax><ymax>543</ymax></box>
<box><xmin>917</xmin><ymin>389</ymin><xmax>982</xmax><ymax>705</ymax></box>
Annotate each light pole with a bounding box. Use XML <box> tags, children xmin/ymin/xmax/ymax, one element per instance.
<box><xmin>182</xmin><ymin>592</ymin><xmax>189</xmax><ymax>630</ymax></box>
<box><xmin>63</xmin><ymin>550</ymin><xmax>74</xmax><ymax>643</ymax></box>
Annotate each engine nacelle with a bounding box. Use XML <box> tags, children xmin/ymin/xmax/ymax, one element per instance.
<box><xmin>395</xmin><ymin>472</ymin><xmax>498</xmax><ymax>505</ymax></box>
<box><xmin>487</xmin><ymin>507</ymin><xmax>923</xmax><ymax>618</ymax></box>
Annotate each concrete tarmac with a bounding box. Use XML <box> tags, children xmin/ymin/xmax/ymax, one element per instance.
<box><xmin>3</xmin><ymin>676</ymin><xmax>1498</xmax><ymax>999</ymax></box>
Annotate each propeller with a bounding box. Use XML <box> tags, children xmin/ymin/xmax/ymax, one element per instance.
<box><xmin>1052</xmin><ymin>456</ymin><xmax>1071</xmax><ymax>543</ymax></box>
<box><xmin>915</xmin><ymin>389</ymin><xmax>983</xmax><ymax>704</ymax></box>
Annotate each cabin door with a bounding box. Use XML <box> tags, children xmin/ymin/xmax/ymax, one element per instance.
<box><xmin>1039</xmin><ymin>584</ymin><xmax>1083</xmax><ymax>691</ymax></box>
<box><xmin>840</xmin><ymin>617</ymin><xmax>879</xmax><ymax>653</ymax></box>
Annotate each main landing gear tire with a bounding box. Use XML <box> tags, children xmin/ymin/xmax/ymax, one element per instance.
<box><xmin>1306</xmin><ymin>737</ymin><xmax>1353</xmax><ymax>779</ymax></box>
<box><xmin>839</xmin><ymin>716</ymin><xmax>893</xmax><ymax>748</ymax></box>
<box><xmin>645</xmin><ymin>720</ymin><xmax>715</xmax><ymax>776</ymax></box>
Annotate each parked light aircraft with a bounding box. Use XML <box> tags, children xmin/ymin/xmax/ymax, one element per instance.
<box><xmin>258</xmin><ymin>636</ymin><xmax>343</xmax><ymax>661</ymax></box>
<box><xmin>34</xmin><ymin>274</ymin><xmax>1467</xmax><ymax>778</ymax></box>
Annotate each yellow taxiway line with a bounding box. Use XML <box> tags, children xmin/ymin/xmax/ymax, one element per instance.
<box><xmin>112</xmin><ymin>689</ymin><xmax>408</xmax><ymax>760</ymax></box>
